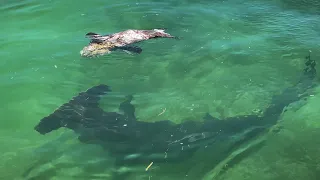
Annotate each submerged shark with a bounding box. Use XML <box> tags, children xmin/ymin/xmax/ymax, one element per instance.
<box><xmin>80</xmin><ymin>28</ymin><xmax>176</xmax><ymax>57</ymax></box>
<box><xmin>34</xmin><ymin>53</ymin><xmax>317</xmax><ymax>167</ymax></box>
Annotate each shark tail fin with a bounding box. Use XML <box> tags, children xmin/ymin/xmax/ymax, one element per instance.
<box><xmin>34</xmin><ymin>84</ymin><xmax>111</xmax><ymax>135</ymax></box>
<box><xmin>264</xmin><ymin>52</ymin><xmax>317</xmax><ymax>119</ymax></box>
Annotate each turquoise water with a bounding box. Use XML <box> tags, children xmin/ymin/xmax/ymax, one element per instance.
<box><xmin>1</xmin><ymin>0</ymin><xmax>320</xmax><ymax>179</ymax></box>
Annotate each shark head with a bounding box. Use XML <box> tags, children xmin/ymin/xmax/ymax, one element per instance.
<box><xmin>34</xmin><ymin>113</ymin><xmax>64</xmax><ymax>135</ymax></box>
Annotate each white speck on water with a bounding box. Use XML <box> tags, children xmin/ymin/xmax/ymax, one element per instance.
<box><xmin>54</xmin><ymin>65</ymin><xmax>57</xmax><ymax>68</ymax></box>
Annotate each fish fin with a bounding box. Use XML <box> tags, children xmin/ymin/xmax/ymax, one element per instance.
<box><xmin>264</xmin><ymin>52</ymin><xmax>318</xmax><ymax>119</ymax></box>
<box><xmin>34</xmin><ymin>84</ymin><xmax>111</xmax><ymax>135</ymax></box>
<box><xmin>85</xmin><ymin>32</ymin><xmax>102</xmax><ymax>38</ymax></box>
<box><xmin>114</xmin><ymin>46</ymin><xmax>143</xmax><ymax>54</ymax></box>
<box><xmin>119</xmin><ymin>95</ymin><xmax>137</xmax><ymax>122</ymax></box>
<box><xmin>78</xmin><ymin>130</ymin><xmax>97</xmax><ymax>144</ymax></box>
<box><xmin>123</xmin><ymin>50</ymin><xmax>133</xmax><ymax>55</ymax></box>
<box><xmin>203</xmin><ymin>113</ymin><xmax>220</xmax><ymax>121</ymax></box>
<box><xmin>74</xmin><ymin>84</ymin><xmax>110</xmax><ymax>106</ymax></box>
<box><xmin>151</xmin><ymin>28</ymin><xmax>176</xmax><ymax>39</ymax></box>
<box><xmin>303</xmin><ymin>52</ymin><xmax>317</xmax><ymax>80</ymax></box>
<box><xmin>153</xmin><ymin>28</ymin><xmax>168</xmax><ymax>31</ymax></box>
<box><xmin>152</xmin><ymin>28</ymin><xmax>182</xmax><ymax>39</ymax></box>
<box><xmin>85</xmin><ymin>32</ymin><xmax>106</xmax><ymax>43</ymax></box>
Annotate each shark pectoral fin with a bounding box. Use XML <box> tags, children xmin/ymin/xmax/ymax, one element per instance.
<box><xmin>119</xmin><ymin>95</ymin><xmax>137</xmax><ymax>122</ymax></box>
<box><xmin>77</xmin><ymin>128</ymin><xmax>107</xmax><ymax>144</ymax></box>
<box><xmin>78</xmin><ymin>132</ymin><xmax>96</xmax><ymax>144</ymax></box>
<box><xmin>34</xmin><ymin>84</ymin><xmax>111</xmax><ymax>135</ymax></box>
<box><xmin>203</xmin><ymin>113</ymin><xmax>220</xmax><ymax>121</ymax></box>
<box><xmin>116</xmin><ymin>46</ymin><xmax>143</xmax><ymax>54</ymax></box>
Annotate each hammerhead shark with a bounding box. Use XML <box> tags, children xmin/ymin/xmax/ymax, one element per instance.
<box><xmin>34</xmin><ymin>54</ymin><xmax>317</xmax><ymax>166</ymax></box>
<box><xmin>80</xmin><ymin>28</ymin><xmax>176</xmax><ymax>57</ymax></box>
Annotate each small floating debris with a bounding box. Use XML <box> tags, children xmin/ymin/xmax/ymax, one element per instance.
<box><xmin>145</xmin><ymin>162</ymin><xmax>153</xmax><ymax>171</ymax></box>
<box><xmin>158</xmin><ymin>108</ymin><xmax>166</xmax><ymax>116</ymax></box>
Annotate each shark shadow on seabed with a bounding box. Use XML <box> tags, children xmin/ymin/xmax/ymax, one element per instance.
<box><xmin>25</xmin><ymin>53</ymin><xmax>318</xmax><ymax>179</ymax></box>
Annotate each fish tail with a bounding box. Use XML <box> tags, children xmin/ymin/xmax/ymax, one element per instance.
<box><xmin>150</xmin><ymin>28</ymin><xmax>176</xmax><ymax>39</ymax></box>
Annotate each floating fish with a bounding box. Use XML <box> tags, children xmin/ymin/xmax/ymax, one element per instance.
<box><xmin>80</xmin><ymin>28</ymin><xmax>176</xmax><ymax>57</ymax></box>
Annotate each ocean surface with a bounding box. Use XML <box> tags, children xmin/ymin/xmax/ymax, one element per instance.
<box><xmin>1</xmin><ymin>0</ymin><xmax>320</xmax><ymax>179</ymax></box>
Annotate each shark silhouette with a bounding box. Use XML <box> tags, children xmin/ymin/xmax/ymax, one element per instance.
<box><xmin>34</xmin><ymin>54</ymin><xmax>317</xmax><ymax>166</ymax></box>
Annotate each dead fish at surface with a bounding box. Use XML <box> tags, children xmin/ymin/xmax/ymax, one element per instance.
<box><xmin>80</xmin><ymin>28</ymin><xmax>177</xmax><ymax>58</ymax></box>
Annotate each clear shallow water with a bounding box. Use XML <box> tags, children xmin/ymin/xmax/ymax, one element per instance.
<box><xmin>1</xmin><ymin>0</ymin><xmax>320</xmax><ymax>179</ymax></box>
